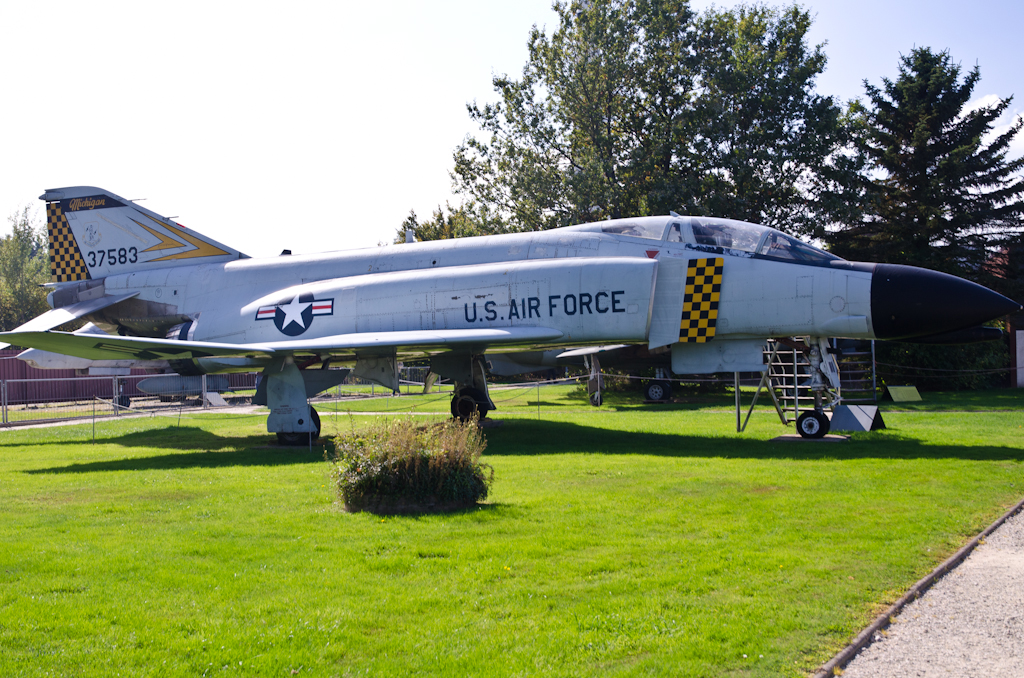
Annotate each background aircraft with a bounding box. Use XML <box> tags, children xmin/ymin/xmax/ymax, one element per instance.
<box><xmin>2</xmin><ymin>186</ymin><xmax>1019</xmax><ymax>441</ymax></box>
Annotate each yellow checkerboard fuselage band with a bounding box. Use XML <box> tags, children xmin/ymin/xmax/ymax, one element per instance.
<box><xmin>680</xmin><ymin>257</ymin><xmax>723</xmax><ymax>343</ymax></box>
<box><xmin>47</xmin><ymin>202</ymin><xmax>90</xmax><ymax>283</ymax></box>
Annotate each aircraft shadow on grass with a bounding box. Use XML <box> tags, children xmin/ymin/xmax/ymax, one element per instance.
<box><xmin>483</xmin><ymin>419</ymin><xmax>1024</xmax><ymax>462</ymax></box>
<box><xmin>21</xmin><ymin>426</ymin><xmax>326</xmax><ymax>474</ymax></box>
<box><xmin>16</xmin><ymin>416</ymin><xmax>1024</xmax><ymax>475</ymax></box>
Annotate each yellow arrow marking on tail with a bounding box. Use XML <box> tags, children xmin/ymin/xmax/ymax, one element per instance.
<box><xmin>134</xmin><ymin>218</ymin><xmax>186</xmax><ymax>252</ymax></box>
<box><xmin>135</xmin><ymin>214</ymin><xmax>230</xmax><ymax>261</ymax></box>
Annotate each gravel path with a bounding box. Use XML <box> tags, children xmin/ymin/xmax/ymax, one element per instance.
<box><xmin>841</xmin><ymin>510</ymin><xmax>1024</xmax><ymax>677</ymax></box>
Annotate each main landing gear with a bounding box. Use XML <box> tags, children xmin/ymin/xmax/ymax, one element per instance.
<box><xmin>431</xmin><ymin>354</ymin><xmax>496</xmax><ymax>422</ymax></box>
<box><xmin>277</xmin><ymin>406</ymin><xmax>321</xmax><ymax>445</ymax></box>
<box><xmin>450</xmin><ymin>388</ymin><xmax>490</xmax><ymax>421</ymax></box>
<box><xmin>644</xmin><ymin>380</ymin><xmax>673</xmax><ymax>402</ymax></box>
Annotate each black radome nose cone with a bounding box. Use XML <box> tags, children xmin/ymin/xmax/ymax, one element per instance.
<box><xmin>871</xmin><ymin>264</ymin><xmax>1022</xmax><ymax>340</ymax></box>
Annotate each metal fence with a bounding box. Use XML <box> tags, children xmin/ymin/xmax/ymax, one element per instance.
<box><xmin>0</xmin><ymin>368</ymin><xmax>446</xmax><ymax>427</ymax></box>
<box><xmin>0</xmin><ymin>373</ymin><xmax>262</xmax><ymax>426</ymax></box>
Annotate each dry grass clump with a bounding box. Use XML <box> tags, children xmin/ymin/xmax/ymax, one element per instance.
<box><xmin>326</xmin><ymin>416</ymin><xmax>493</xmax><ymax>514</ymax></box>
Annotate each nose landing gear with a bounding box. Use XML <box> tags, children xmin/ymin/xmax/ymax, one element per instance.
<box><xmin>796</xmin><ymin>341</ymin><xmax>837</xmax><ymax>439</ymax></box>
<box><xmin>796</xmin><ymin>409</ymin><xmax>829</xmax><ymax>438</ymax></box>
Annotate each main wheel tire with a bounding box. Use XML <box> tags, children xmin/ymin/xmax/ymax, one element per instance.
<box><xmin>451</xmin><ymin>388</ymin><xmax>488</xmax><ymax>421</ymax></box>
<box><xmin>116</xmin><ymin>395</ymin><xmax>131</xmax><ymax>409</ymax></box>
<box><xmin>796</xmin><ymin>411</ymin><xmax>830</xmax><ymax>439</ymax></box>
<box><xmin>276</xmin><ymin>407</ymin><xmax>321</xmax><ymax>446</ymax></box>
<box><xmin>589</xmin><ymin>391</ymin><xmax>603</xmax><ymax>407</ymax></box>
<box><xmin>645</xmin><ymin>381</ymin><xmax>672</xmax><ymax>401</ymax></box>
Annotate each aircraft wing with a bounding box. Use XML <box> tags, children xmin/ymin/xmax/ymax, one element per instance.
<box><xmin>0</xmin><ymin>331</ymin><xmax>277</xmax><ymax>361</ymax></box>
<box><xmin>0</xmin><ymin>326</ymin><xmax>564</xmax><ymax>362</ymax></box>
<box><xmin>262</xmin><ymin>327</ymin><xmax>564</xmax><ymax>353</ymax></box>
<box><xmin>0</xmin><ymin>292</ymin><xmax>139</xmax><ymax>350</ymax></box>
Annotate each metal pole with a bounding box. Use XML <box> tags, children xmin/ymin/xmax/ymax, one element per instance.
<box><xmin>2</xmin><ymin>380</ymin><xmax>6</xmax><ymax>425</ymax></box>
<box><xmin>537</xmin><ymin>380</ymin><xmax>540</xmax><ymax>420</ymax></box>
<box><xmin>741</xmin><ymin>343</ymin><xmax>786</xmax><ymax>431</ymax></box>
<box><xmin>113</xmin><ymin>377</ymin><xmax>119</xmax><ymax>417</ymax></box>
<box><xmin>202</xmin><ymin>374</ymin><xmax>208</xmax><ymax>410</ymax></box>
<box><xmin>734</xmin><ymin>372</ymin><xmax>741</xmax><ymax>432</ymax></box>
<box><xmin>92</xmin><ymin>397</ymin><xmax>96</xmax><ymax>443</ymax></box>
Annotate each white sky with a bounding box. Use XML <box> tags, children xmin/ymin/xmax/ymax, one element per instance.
<box><xmin>1</xmin><ymin>0</ymin><xmax>1021</xmax><ymax>257</ymax></box>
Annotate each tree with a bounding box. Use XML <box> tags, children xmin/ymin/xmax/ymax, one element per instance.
<box><xmin>684</xmin><ymin>4</ymin><xmax>844</xmax><ymax>231</ymax></box>
<box><xmin>0</xmin><ymin>207</ymin><xmax>50</xmax><ymax>331</ymax></box>
<box><xmin>393</xmin><ymin>203</ymin><xmax>506</xmax><ymax>244</ymax></box>
<box><xmin>824</xmin><ymin>48</ymin><xmax>1024</xmax><ymax>390</ymax></box>
<box><xmin>448</xmin><ymin>0</ymin><xmax>842</xmax><ymax>234</ymax></box>
<box><xmin>826</xmin><ymin>47</ymin><xmax>1024</xmax><ymax>283</ymax></box>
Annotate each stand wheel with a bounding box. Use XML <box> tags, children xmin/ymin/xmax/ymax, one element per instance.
<box><xmin>451</xmin><ymin>388</ymin><xmax>489</xmax><ymax>421</ymax></box>
<box><xmin>644</xmin><ymin>381</ymin><xmax>672</xmax><ymax>401</ymax></box>
<box><xmin>276</xmin><ymin>407</ymin><xmax>321</xmax><ymax>445</ymax></box>
<box><xmin>796</xmin><ymin>411</ymin><xmax>830</xmax><ymax>439</ymax></box>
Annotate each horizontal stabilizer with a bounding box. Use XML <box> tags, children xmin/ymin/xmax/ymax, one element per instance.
<box><xmin>0</xmin><ymin>292</ymin><xmax>139</xmax><ymax>350</ymax></box>
<box><xmin>0</xmin><ymin>326</ymin><xmax>565</xmax><ymax>362</ymax></box>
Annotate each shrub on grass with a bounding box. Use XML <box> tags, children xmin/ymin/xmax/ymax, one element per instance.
<box><xmin>326</xmin><ymin>416</ymin><xmax>493</xmax><ymax>514</ymax></box>
<box><xmin>876</xmin><ymin>339</ymin><xmax>1009</xmax><ymax>390</ymax></box>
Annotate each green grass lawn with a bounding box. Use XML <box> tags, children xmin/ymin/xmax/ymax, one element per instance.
<box><xmin>1</xmin><ymin>391</ymin><xmax>1022</xmax><ymax>677</ymax></box>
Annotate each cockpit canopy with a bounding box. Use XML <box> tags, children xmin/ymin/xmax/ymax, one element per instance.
<box><xmin>563</xmin><ymin>215</ymin><xmax>841</xmax><ymax>265</ymax></box>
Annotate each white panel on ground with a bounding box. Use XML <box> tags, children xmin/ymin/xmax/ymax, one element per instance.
<box><xmin>1016</xmin><ymin>331</ymin><xmax>1023</xmax><ymax>388</ymax></box>
<box><xmin>203</xmin><ymin>392</ymin><xmax>228</xmax><ymax>407</ymax></box>
<box><xmin>830</xmin><ymin>405</ymin><xmax>885</xmax><ymax>432</ymax></box>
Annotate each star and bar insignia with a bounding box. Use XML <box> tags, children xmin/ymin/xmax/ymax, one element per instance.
<box><xmin>256</xmin><ymin>293</ymin><xmax>333</xmax><ymax>336</ymax></box>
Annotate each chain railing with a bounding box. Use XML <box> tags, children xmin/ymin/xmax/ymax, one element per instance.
<box><xmin>0</xmin><ymin>368</ymin><xmax>438</xmax><ymax>427</ymax></box>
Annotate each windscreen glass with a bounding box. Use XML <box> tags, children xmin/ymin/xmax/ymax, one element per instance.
<box><xmin>757</xmin><ymin>231</ymin><xmax>840</xmax><ymax>263</ymax></box>
<box><xmin>600</xmin><ymin>221</ymin><xmax>666</xmax><ymax>240</ymax></box>
<box><xmin>689</xmin><ymin>217</ymin><xmax>766</xmax><ymax>253</ymax></box>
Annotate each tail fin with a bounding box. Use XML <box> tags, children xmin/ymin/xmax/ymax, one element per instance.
<box><xmin>41</xmin><ymin>186</ymin><xmax>247</xmax><ymax>283</ymax></box>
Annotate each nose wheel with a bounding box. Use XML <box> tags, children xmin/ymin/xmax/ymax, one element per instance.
<box><xmin>796</xmin><ymin>410</ymin><xmax>830</xmax><ymax>439</ymax></box>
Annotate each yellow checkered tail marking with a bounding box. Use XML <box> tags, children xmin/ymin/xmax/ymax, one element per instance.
<box><xmin>680</xmin><ymin>257</ymin><xmax>723</xmax><ymax>343</ymax></box>
<box><xmin>47</xmin><ymin>202</ymin><xmax>91</xmax><ymax>283</ymax></box>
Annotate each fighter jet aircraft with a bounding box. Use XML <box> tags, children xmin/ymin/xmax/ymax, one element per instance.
<box><xmin>2</xmin><ymin>186</ymin><xmax>1019</xmax><ymax>441</ymax></box>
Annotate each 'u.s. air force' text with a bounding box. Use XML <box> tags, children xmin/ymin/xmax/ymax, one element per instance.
<box><xmin>465</xmin><ymin>291</ymin><xmax>627</xmax><ymax>322</ymax></box>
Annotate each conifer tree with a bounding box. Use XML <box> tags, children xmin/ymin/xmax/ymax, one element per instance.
<box><xmin>828</xmin><ymin>47</ymin><xmax>1024</xmax><ymax>284</ymax></box>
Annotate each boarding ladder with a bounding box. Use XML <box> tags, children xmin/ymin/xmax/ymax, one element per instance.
<box><xmin>763</xmin><ymin>338</ymin><xmax>877</xmax><ymax>415</ymax></box>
